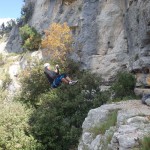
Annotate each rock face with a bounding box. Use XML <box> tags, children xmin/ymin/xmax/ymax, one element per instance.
<box><xmin>4</xmin><ymin>26</ymin><xmax>22</xmax><ymax>53</ymax></box>
<box><xmin>3</xmin><ymin>0</ymin><xmax>150</xmax><ymax>84</ymax></box>
<box><xmin>78</xmin><ymin>100</ymin><xmax>150</xmax><ymax>150</ymax></box>
<box><xmin>25</xmin><ymin>0</ymin><xmax>150</xmax><ymax>83</ymax></box>
<box><xmin>126</xmin><ymin>0</ymin><xmax>150</xmax><ymax>71</ymax></box>
<box><xmin>8</xmin><ymin>61</ymin><xmax>21</xmax><ymax>97</ymax></box>
<box><xmin>28</xmin><ymin>0</ymin><xmax>129</xmax><ymax>82</ymax></box>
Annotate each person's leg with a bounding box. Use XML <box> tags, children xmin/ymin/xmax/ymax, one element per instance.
<box><xmin>60</xmin><ymin>74</ymin><xmax>78</xmax><ymax>85</ymax></box>
<box><xmin>61</xmin><ymin>78</ymin><xmax>69</xmax><ymax>84</ymax></box>
<box><xmin>65</xmin><ymin>76</ymin><xmax>72</xmax><ymax>82</ymax></box>
<box><xmin>59</xmin><ymin>74</ymin><xmax>71</xmax><ymax>83</ymax></box>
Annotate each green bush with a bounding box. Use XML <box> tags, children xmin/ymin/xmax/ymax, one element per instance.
<box><xmin>18</xmin><ymin>61</ymin><xmax>50</xmax><ymax>107</ymax></box>
<box><xmin>140</xmin><ymin>136</ymin><xmax>150</xmax><ymax>150</ymax></box>
<box><xmin>19</xmin><ymin>24</ymin><xmax>41</xmax><ymax>51</ymax></box>
<box><xmin>111</xmin><ymin>71</ymin><xmax>136</xmax><ymax>100</ymax></box>
<box><xmin>17</xmin><ymin>60</ymin><xmax>110</xmax><ymax>149</ymax></box>
<box><xmin>29</xmin><ymin>75</ymin><xmax>108</xmax><ymax>150</ymax></box>
<box><xmin>0</xmin><ymin>102</ymin><xmax>42</xmax><ymax>150</ymax></box>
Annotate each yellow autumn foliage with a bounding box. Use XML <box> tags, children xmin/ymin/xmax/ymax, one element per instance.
<box><xmin>42</xmin><ymin>23</ymin><xmax>73</xmax><ymax>63</ymax></box>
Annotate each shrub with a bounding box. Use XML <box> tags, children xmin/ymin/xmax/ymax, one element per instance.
<box><xmin>20</xmin><ymin>24</ymin><xmax>41</xmax><ymax>51</ymax></box>
<box><xmin>111</xmin><ymin>71</ymin><xmax>136</xmax><ymax>100</ymax></box>
<box><xmin>29</xmin><ymin>74</ymin><xmax>108</xmax><ymax>150</ymax></box>
<box><xmin>18</xmin><ymin>61</ymin><xmax>50</xmax><ymax>107</ymax></box>
<box><xmin>0</xmin><ymin>102</ymin><xmax>42</xmax><ymax>150</ymax></box>
<box><xmin>17</xmin><ymin>60</ymin><xmax>110</xmax><ymax>149</ymax></box>
<box><xmin>42</xmin><ymin>23</ymin><xmax>73</xmax><ymax>64</ymax></box>
<box><xmin>140</xmin><ymin>136</ymin><xmax>150</xmax><ymax>150</ymax></box>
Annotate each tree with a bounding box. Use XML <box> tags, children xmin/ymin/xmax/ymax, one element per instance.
<box><xmin>19</xmin><ymin>24</ymin><xmax>41</xmax><ymax>51</ymax></box>
<box><xmin>42</xmin><ymin>23</ymin><xmax>73</xmax><ymax>64</ymax></box>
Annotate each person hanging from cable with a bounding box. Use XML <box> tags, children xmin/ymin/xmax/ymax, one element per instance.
<box><xmin>44</xmin><ymin>63</ymin><xmax>78</xmax><ymax>88</ymax></box>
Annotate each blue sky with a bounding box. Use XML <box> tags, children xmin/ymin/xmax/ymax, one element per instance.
<box><xmin>0</xmin><ymin>0</ymin><xmax>24</xmax><ymax>19</ymax></box>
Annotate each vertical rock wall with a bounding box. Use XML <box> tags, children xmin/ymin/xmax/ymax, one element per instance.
<box><xmin>4</xmin><ymin>0</ymin><xmax>150</xmax><ymax>85</ymax></box>
<box><xmin>125</xmin><ymin>0</ymin><xmax>150</xmax><ymax>90</ymax></box>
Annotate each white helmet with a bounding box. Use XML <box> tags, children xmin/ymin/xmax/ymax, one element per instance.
<box><xmin>44</xmin><ymin>63</ymin><xmax>50</xmax><ymax>68</ymax></box>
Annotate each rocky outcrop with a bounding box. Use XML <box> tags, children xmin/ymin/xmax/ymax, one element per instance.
<box><xmin>4</xmin><ymin>26</ymin><xmax>22</xmax><ymax>53</ymax></box>
<box><xmin>78</xmin><ymin>100</ymin><xmax>150</xmax><ymax>150</ymax></box>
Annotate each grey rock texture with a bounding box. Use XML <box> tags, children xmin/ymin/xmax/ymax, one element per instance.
<box><xmin>78</xmin><ymin>100</ymin><xmax>150</xmax><ymax>150</ymax></box>
<box><xmin>4</xmin><ymin>26</ymin><xmax>22</xmax><ymax>53</ymax></box>
<box><xmin>141</xmin><ymin>93</ymin><xmax>150</xmax><ymax>106</ymax></box>
<box><xmin>26</xmin><ymin>0</ymin><xmax>150</xmax><ymax>83</ymax></box>
<box><xmin>4</xmin><ymin>0</ymin><xmax>150</xmax><ymax>84</ymax></box>
<box><xmin>7</xmin><ymin>58</ymin><xmax>21</xmax><ymax>99</ymax></box>
<box><xmin>126</xmin><ymin>0</ymin><xmax>150</xmax><ymax>71</ymax></box>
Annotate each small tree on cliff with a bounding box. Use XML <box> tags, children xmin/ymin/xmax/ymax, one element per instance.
<box><xmin>42</xmin><ymin>23</ymin><xmax>73</xmax><ymax>64</ymax></box>
<box><xmin>20</xmin><ymin>24</ymin><xmax>41</xmax><ymax>51</ymax></box>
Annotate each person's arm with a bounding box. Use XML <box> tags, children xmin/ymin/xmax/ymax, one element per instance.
<box><xmin>54</xmin><ymin>64</ymin><xmax>59</xmax><ymax>75</ymax></box>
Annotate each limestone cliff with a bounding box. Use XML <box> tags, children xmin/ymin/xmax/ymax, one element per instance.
<box><xmin>5</xmin><ymin>0</ymin><xmax>150</xmax><ymax>88</ymax></box>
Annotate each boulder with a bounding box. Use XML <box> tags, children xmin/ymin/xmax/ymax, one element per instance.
<box><xmin>141</xmin><ymin>94</ymin><xmax>150</xmax><ymax>105</ymax></box>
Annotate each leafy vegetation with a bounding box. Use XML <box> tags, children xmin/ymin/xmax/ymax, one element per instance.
<box><xmin>0</xmin><ymin>19</ymin><xmax>139</xmax><ymax>150</ymax></box>
<box><xmin>0</xmin><ymin>101</ymin><xmax>42</xmax><ymax>150</ymax></box>
<box><xmin>20</xmin><ymin>24</ymin><xmax>41</xmax><ymax>51</ymax></box>
<box><xmin>111</xmin><ymin>71</ymin><xmax>136</xmax><ymax>100</ymax></box>
<box><xmin>16</xmin><ymin>59</ymin><xmax>110</xmax><ymax>150</ymax></box>
<box><xmin>18</xmin><ymin>61</ymin><xmax>50</xmax><ymax>107</ymax></box>
<box><xmin>42</xmin><ymin>23</ymin><xmax>73</xmax><ymax>64</ymax></box>
<box><xmin>140</xmin><ymin>136</ymin><xmax>150</xmax><ymax>150</ymax></box>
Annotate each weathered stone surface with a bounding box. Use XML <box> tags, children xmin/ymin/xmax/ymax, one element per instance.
<box><xmin>9</xmin><ymin>61</ymin><xmax>20</xmax><ymax>78</ymax></box>
<box><xmin>78</xmin><ymin>100</ymin><xmax>150</xmax><ymax>150</ymax></box>
<box><xmin>141</xmin><ymin>93</ymin><xmax>150</xmax><ymax>108</ymax></box>
<box><xmin>23</xmin><ymin>0</ymin><xmax>129</xmax><ymax>82</ymax></box>
<box><xmin>145</xmin><ymin>98</ymin><xmax>150</xmax><ymax>106</ymax></box>
<box><xmin>1</xmin><ymin>0</ymin><xmax>149</xmax><ymax>86</ymax></box>
<box><xmin>0</xmin><ymin>40</ymin><xmax>7</xmax><ymax>54</ymax></box>
<box><xmin>0</xmin><ymin>80</ymin><xmax>3</xmax><ymax>89</ymax></box>
<box><xmin>4</xmin><ymin>26</ymin><xmax>22</xmax><ymax>53</ymax></box>
<box><xmin>126</xmin><ymin>0</ymin><xmax>150</xmax><ymax>71</ymax></box>
<box><xmin>134</xmin><ymin>88</ymin><xmax>150</xmax><ymax>96</ymax></box>
<box><xmin>8</xmin><ymin>61</ymin><xmax>21</xmax><ymax>95</ymax></box>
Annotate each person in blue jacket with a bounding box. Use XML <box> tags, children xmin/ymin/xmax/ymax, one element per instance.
<box><xmin>44</xmin><ymin>63</ymin><xmax>78</xmax><ymax>88</ymax></box>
